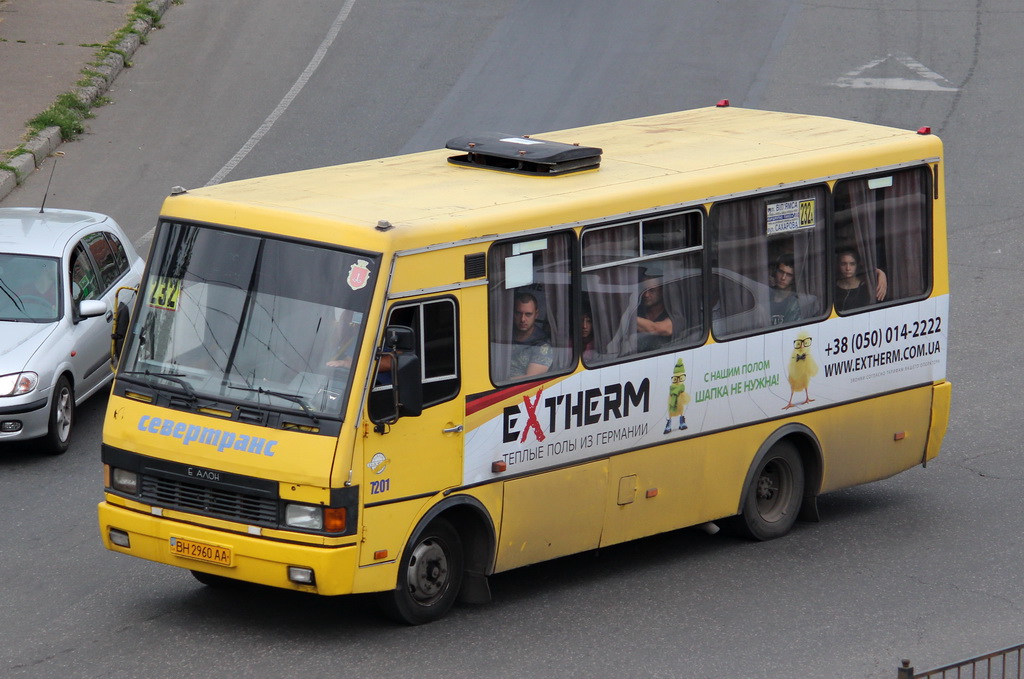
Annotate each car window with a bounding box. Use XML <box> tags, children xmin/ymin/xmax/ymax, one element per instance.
<box><xmin>104</xmin><ymin>231</ymin><xmax>130</xmax><ymax>276</ymax></box>
<box><xmin>0</xmin><ymin>254</ymin><xmax>60</xmax><ymax>322</ymax></box>
<box><xmin>70</xmin><ymin>245</ymin><xmax>100</xmax><ymax>302</ymax></box>
<box><xmin>83</xmin><ymin>231</ymin><xmax>121</xmax><ymax>290</ymax></box>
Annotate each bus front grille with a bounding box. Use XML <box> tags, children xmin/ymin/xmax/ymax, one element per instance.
<box><xmin>140</xmin><ymin>476</ymin><xmax>278</xmax><ymax>526</ymax></box>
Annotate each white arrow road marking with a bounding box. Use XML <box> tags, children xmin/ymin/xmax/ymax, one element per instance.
<box><xmin>833</xmin><ymin>53</ymin><xmax>958</xmax><ymax>91</ymax></box>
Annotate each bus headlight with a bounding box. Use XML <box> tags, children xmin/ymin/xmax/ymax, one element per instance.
<box><xmin>111</xmin><ymin>468</ymin><xmax>139</xmax><ymax>495</ymax></box>
<box><xmin>0</xmin><ymin>372</ymin><xmax>38</xmax><ymax>396</ymax></box>
<box><xmin>284</xmin><ymin>504</ymin><xmax>323</xmax><ymax>530</ymax></box>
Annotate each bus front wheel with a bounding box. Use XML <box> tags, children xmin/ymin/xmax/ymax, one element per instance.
<box><xmin>380</xmin><ymin>518</ymin><xmax>464</xmax><ymax>625</ymax></box>
<box><xmin>732</xmin><ymin>441</ymin><xmax>804</xmax><ymax>541</ymax></box>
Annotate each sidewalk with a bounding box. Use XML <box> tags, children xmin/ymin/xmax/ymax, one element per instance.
<box><xmin>0</xmin><ymin>0</ymin><xmax>171</xmax><ymax>201</ymax></box>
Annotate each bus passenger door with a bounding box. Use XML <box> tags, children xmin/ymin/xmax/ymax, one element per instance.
<box><xmin>359</xmin><ymin>295</ymin><xmax>463</xmax><ymax>567</ymax></box>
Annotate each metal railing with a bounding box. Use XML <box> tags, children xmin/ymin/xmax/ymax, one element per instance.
<box><xmin>899</xmin><ymin>644</ymin><xmax>1024</xmax><ymax>679</ymax></box>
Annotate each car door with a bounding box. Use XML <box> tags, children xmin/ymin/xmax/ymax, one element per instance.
<box><xmin>67</xmin><ymin>237</ymin><xmax>114</xmax><ymax>398</ymax></box>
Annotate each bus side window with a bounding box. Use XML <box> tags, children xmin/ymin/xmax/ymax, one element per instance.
<box><xmin>488</xmin><ymin>232</ymin><xmax>573</xmax><ymax>385</ymax></box>
<box><xmin>369</xmin><ymin>298</ymin><xmax>459</xmax><ymax>421</ymax></box>
<box><xmin>710</xmin><ymin>187</ymin><xmax>828</xmax><ymax>339</ymax></box>
<box><xmin>581</xmin><ymin>211</ymin><xmax>704</xmax><ymax>363</ymax></box>
<box><xmin>832</xmin><ymin>167</ymin><xmax>931</xmax><ymax>313</ymax></box>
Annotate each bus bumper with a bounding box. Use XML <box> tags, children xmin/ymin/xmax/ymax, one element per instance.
<box><xmin>98</xmin><ymin>501</ymin><xmax>359</xmax><ymax>596</ymax></box>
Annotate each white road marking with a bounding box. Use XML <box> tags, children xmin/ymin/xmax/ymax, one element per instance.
<box><xmin>205</xmin><ymin>0</ymin><xmax>358</xmax><ymax>186</ymax></box>
<box><xmin>833</xmin><ymin>53</ymin><xmax>958</xmax><ymax>91</ymax></box>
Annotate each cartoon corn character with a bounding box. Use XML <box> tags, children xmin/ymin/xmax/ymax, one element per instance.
<box><xmin>665</xmin><ymin>358</ymin><xmax>690</xmax><ymax>434</ymax></box>
<box><xmin>784</xmin><ymin>332</ymin><xmax>818</xmax><ymax>409</ymax></box>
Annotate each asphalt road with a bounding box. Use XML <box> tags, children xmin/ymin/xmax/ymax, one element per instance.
<box><xmin>2</xmin><ymin>1</ymin><xmax>1023</xmax><ymax>678</ymax></box>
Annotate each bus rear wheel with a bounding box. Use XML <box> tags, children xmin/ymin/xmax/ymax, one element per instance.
<box><xmin>732</xmin><ymin>441</ymin><xmax>804</xmax><ymax>541</ymax></box>
<box><xmin>380</xmin><ymin>518</ymin><xmax>464</xmax><ymax>625</ymax></box>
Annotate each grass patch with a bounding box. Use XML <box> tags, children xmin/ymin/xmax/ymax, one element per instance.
<box><xmin>28</xmin><ymin>93</ymin><xmax>92</xmax><ymax>141</ymax></box>
<box><xmin>22</xmin><ymin>0</ymin><xmax>167</xmax><ymax>142</ymax></box>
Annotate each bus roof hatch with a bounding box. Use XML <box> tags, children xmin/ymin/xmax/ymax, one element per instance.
<box><xmin>445</xmin><ymin>133</ymin><xmax>601</xmax><ymax>176</ymax></box>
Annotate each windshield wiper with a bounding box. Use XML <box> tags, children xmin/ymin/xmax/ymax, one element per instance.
<box><xmin>0</xmin><ymin>280</ymin><xmax>24</xmax><ymax>313</ymax></box>
<box><xmin>226</xmin><ymin>384</ymin><xmax>319</xmax><ymax>424</ymax></box>
<box><xmin>120</xmin><ymin>370</ymin><xmax>197</xmax><ymax>402</ymax></box>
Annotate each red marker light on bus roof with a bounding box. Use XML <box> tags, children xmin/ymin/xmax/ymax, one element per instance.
<box><xmin>717</xmin><ymin>99</ymin><xmax>730</xmax><ymax>107</ymax></box>
<box><xmin>917</xmin><ymin>126</ymin><xmax>932</xmax><ymax>135</ymax></box>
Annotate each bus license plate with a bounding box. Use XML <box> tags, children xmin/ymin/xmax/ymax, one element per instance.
<box><xmin>169</xmin><ymin>536</ymin><xmax>233</xmax><ymax>567</ymax></box>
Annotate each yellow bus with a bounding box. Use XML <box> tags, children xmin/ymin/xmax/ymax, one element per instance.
<box><xmin>98</xmin><ymin>105</ymin><xmax>950</xmax><ymax>624</ymax></box>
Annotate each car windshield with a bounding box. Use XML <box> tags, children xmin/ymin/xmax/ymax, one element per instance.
<box><xmin>120</xmin><ymin>222</ymin><xmax>379</xmax><ymax>419</ymax></box>
<box><xmin>0</xmin><ymin>254</ymin><xmax>61</xmax><ymax>322</ymax></box>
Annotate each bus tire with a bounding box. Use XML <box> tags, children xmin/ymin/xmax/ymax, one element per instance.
<box><xmin>42</xmin><ymin>375</ymin><xmax>73</xmax><ymax>455</ymax></box>
<box><xmin>732</xmin><ymin>441</ymin><xmax>804</xmax><ymax>541</ymax></box>
<box><xmin>380</xmin><ymin>518</ymin><xmax>464</xmax><ymax>625</ymax></box>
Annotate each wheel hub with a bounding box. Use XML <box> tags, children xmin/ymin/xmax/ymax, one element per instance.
<box><xmin>407</xmin><ymin>538</ymin><xmax>449</xmax><ymax>604</ymax></box>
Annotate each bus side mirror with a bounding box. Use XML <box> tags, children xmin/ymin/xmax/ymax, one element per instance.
<box><xmin>109</xmin><ymin>287</ymin><xmax>137</xmax><ymax>368</ymax></box>
<box><xmin>370</xmin><ymin>325</ymin><xmax>423</xmax><ymax>430</ymax></box>
<box><xmin>386</xmin><ymin>324</ymin><xmax>417</xmax><ymax>352</ymax></box>
<box><xmin>393</xmin><ymin>352</ymin><xmax>423</xmax><ymax>418</ymax></box>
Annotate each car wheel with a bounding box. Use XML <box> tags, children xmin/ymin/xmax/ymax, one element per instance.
<box><xmin>42</xmin><ymin>375</ymin><xmax>73</xmax><ymax>455</ymax></box>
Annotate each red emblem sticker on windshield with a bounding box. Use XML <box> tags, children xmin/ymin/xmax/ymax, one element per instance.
<box><xmin>347</xmin><ymin>259</ymin><xmax>372</xmax><ymax>290</ymax></box>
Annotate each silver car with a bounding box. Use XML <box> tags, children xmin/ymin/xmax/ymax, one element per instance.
<box><xmin>0</xmin><ymin>208</ymin><xmax>145</xmax><ymax>454</ymax></box>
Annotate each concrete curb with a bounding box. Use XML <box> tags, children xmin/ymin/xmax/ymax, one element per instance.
<box><xmin>0</xmin><ymin>0</ymin><xmax>173</xmax><ymax>203</ymax></box>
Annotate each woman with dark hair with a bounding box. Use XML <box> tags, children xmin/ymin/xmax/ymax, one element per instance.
<box><xmin>835</xmin><ymin>248</ymin><xmax>887</xmax><ymax>312</ymax></box>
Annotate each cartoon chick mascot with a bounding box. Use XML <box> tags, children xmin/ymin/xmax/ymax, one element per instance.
<box><xmin>784</xmin><ymin>331</ymin><xmax>818</xmax><ymax>409</ymax></box>
<box><xmin>665</xmin><ymin>358</ymin><xmax>690</xmax><ymax>434</ymax></box>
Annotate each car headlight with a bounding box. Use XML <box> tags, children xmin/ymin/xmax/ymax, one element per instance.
<box><xmin>0</xmin><ymin>372</ymin><xmax>38</xmax><ymax>396</ymax></box>
<box><xmin>284</xmin><ymin>503</ymin><xmax>323</xmax><ymax>530</ymax></box>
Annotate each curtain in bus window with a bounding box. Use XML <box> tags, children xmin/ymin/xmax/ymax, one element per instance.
<box><xmin>711</xmin><ymin>198</ymin><xmax>771</xmax><ymax>337</ymax></box>
<box><xmin>840</xmin><ymin>180</ymin><xmax>881</xmax><ymax>305</ymax></box>
<box><xmin>488</xmin><ymin>233</ymin><xmax>572</xmax><ymax>384</ymax></box>
<box><xmin>786</xmin><ymin>191</ymin><xmax>828</xmax><ymax>320</ymax></box>
<box><xmin>883</xmin><ymin>170</ymin><xmax>928</xmax><ymax>299</ymax></box>
<box><xmin>582</xmin><ymin>226</ymin><xmax>637</xmax><ymax>360</ymax></box>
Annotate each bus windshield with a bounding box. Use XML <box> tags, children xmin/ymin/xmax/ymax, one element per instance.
<box><xmin>121</xmin><ymin>222</ymin><xmax>379</xmax><ymax>419</ymax></box>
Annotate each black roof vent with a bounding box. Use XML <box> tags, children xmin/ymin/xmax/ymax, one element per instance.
<box><xmin>446</xmin><ymin>133</ymin><xmax>601</xmax><ymax>176</ymax></box>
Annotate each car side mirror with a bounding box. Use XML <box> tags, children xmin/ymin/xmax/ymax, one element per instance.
<box><xmin>78</xmin><ymin>299</ymin><xmax>107</xmax><ymax>321</ymax></box>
